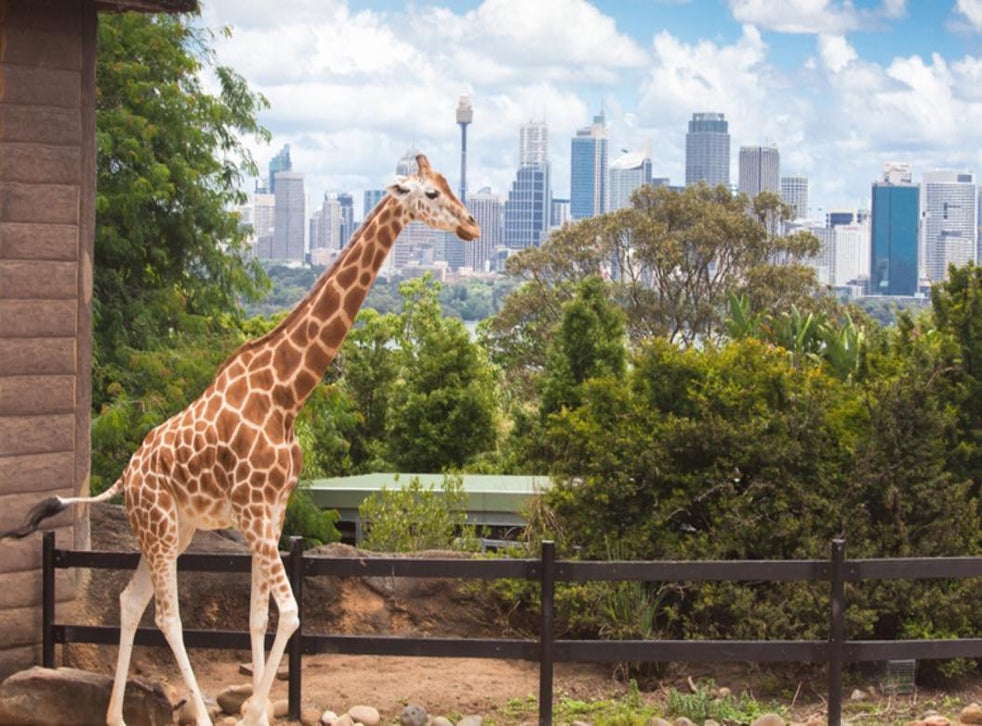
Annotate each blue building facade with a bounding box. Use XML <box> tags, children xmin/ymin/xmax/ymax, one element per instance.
<box><xmin>504</xmin><ymin>163</ymin><xmax>551</xmax><ymax>249</ymax></box>
<box><xmin>570</xmin><ymin>112</ymin><xmax>608</xmax><ymax>220</ymax></box>
<box><xmin>870</xmin><ymin>182</ymin><xmax>919</xmax><ymax>295</ymax></box>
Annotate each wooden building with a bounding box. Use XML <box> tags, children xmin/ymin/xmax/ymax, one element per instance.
<box><xmin>0</xmin><ymin>0</ymin><xmax>196</xmax><ymax>678</ymax></box>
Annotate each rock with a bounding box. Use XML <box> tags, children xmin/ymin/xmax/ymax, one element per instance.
<box><xmin>240</xmin><ymin>695</ymin><xmax>275</xmax><ymax>723</ymax></box>
<box><xmin>320</xmin><ymin>709</ymin><xmax>340</xmax><ymax>725</ymax></box>
<box><xmin>923</xmin><ymin>717</ymin><xmax>951</xmax><ymax>725</ymax></box>
<box><xmin>273</xmin><ymin>697</ymin><xmax>290</xmax><ymax>717</ymax></box>
<box><xmin>963</xmin><ymin>703</ymin><xmax>982</xmax><ymax>724</ymax></box>
<box><xmin>430</xmin><ymin>718</ymin><xmax>454</xmax><ymax>726</ymax></box>
<box><xmin>674</xmin><ymin>719</ymin><xmax>697</xmax><ymax>726</ymax></box>
<box><xmin>0</xmin><ymin>666</ymin><xmax>172</xmax><ymax>726</ymax></box>
<box><xmin>348</xmin><ymin>704</ymin><xmax>381</xmax><ymax>726</ymax></box>
<box><xmin>300</xmin><ymin>706</ymin><xmax>324</xmax><ymax>725</ymax></box>
<box><xmin>705</xmin><ymin>720</ymin><xmax>721</xmax><ymax>726</ymax></box>
<box><xmin>457</xmin><ymin>717</ymin><xmax>483</xmax><ymax>726</ymax></box>
<box><xmin>216</xmin><ymin>682</ymin><xmax>252</xmax><ymax>715</ymax></box>
<box><xmin>176</xmin><ymin>692</ymin><xmax>221</xmax><ymax>724</ymax></box>
<box><xmin>717</xmin><ymin>686</ymin><xmax>732</xmax><ymax>698</ymax></box>
<box><xmin>850</xmin><ymin>688</ymin><xmax>866</xmax><ymax>701</ymax></box>
<box><xmin>646</xmin><ymin>719</ymin><xmax>673</xmax><ymax>726</ymax></box>
<box><xmin>751</xmin><ymin>715</ymin><xmax>785</xmax><ymax>726</ymax></box>
<box><xmin>333</xmin><ymin>715</ymin><xmax>355</xmax><ymax>726</ymax></box>
<box><xmin>400</xmin><ymin>703</ymin><xmax>428</xmax><ymax>726</ymax></box>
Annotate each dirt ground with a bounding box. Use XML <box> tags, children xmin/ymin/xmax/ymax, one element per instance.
<box><xmin>57</xmin><ymin>504</ymin><xmax>982</xmax><ymax>724</ymax></box>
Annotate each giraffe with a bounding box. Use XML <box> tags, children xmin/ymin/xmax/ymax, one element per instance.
<box><xmin>0</xmin><ymin>153</ymin><xmax>480</xmax><ymax>726</ymax></box>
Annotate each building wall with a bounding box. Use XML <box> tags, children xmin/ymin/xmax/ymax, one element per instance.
<box><xmin>0</xmin><ymin>0</ymin><xmax>97</xmax><ymax>677</ymax></box>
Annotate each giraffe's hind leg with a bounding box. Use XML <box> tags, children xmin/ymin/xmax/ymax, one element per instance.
<box><xmin>106</xmin><ymin>557</ymin><xmax>154</xmax><ymax>726</ymax></box>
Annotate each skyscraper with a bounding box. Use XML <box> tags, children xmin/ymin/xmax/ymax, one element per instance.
<box><xmin>504</xmin><ymin>121</ymin><xmax>551</xmax><ymax>250</ymax></box>
<box><xmin>466</xmin><ymin>187</ymin><xmax>503</xmax><ymax>272</ymax></box>
<box><xmin>520</xmin><ymin>120</ymin><xmax>548</xmax><ymax>166</ymax></box>
<box><xmin>870</xmin><ymin>164</ymin><xmax>920</xmax><ymax>296</ymax></box>
<box><xmin>780</xmin><ymin>176</ymin><xmax>809</xmax><ymax>219</ymax></box>
<box><xmin>456</xmin><ymin>95</ymin><xmax>473</xmax><ymax>202</ymax></box>
<box><xmin>268</xmin><ymin>144</ymin><xmax>291</xmax><ymax>195</ymax></box>
<box><xmin>337</xmin><ymin>192</ymin><xmax>355</xmax><ymax>245</ymax></box>
<box><xmin>685</xmin><ymin>112</ymin><xmax>730</xmax><ymax>188</ymax></box>
<box><xmin>921</xmin><ymin>170</ymin><xmax>977</xmax><ymax>282</ymax></box>
<box><xmin>570</xmin><ymin>110</ymin><xmax>608</xmax><ymax>219</ymax></box>
<box><xmin>271</xmin><ymin>171</ymin><xmax>305</xmax><ymax>262</ymax></box>
<box><xmin>608</xmin><ymin>150</ymin><xmax>653</xmax><ymax>211</ymax></box>
<box><xmin>738</xmin><ymin>145</ymin><xmax>780</xmax><ymax>198</ymax></box>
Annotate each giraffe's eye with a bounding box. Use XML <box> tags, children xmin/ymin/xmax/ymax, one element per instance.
<box><xmin>425</xmin><ymin>189</ymin><xmax>440</xmax><ymax>200</ymax></box>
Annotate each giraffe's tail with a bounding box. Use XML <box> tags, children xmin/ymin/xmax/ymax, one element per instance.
<box><xmin>0</xmin><ymin>479</ymin><xmax>123</xmax><ymax>541</ymax></box>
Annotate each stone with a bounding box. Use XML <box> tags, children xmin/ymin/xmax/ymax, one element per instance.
<box><xmin>301</xmin><ymin>706</ymin><xmax>324</xmax><ymax>725</ymax></box>
<box><xmin>923</xmin><ymin>717</ymin><xmax>951</xmax><ymax>725</ymax></box>
<box><xmin>240</xmin><ymin>695</ymin><xmax>275</xmax><ymax>723</ymax></box>
<box><xmin>320</xmin><ymin>709</ymin><xmax>340</xmax><ymax>725</ymax></box>
<box><xmin>333</xmin><ymin>715</ymin><xmax>355</xmax><ymax>726</ymax></box>
<box><xmin>646</xmin><ymin>719</ymin><xmax>673</xmax><ymax>726</ymax></box>
<box><xmin>751</xmin><ymin>715</ymin><xmax>785</xmax><ymax>726</ymax></box>
<box><xmin>850</xmin><ymin>688</ymin><xmax>866</xmax><ymax>701</ymax></box>
<box><xmin>176</xmin><ymin>692</ymin><xmax>221</xmax><ymax>724</ymax></box>
<box><xmin>348</xmin><ymin>704</ymin><xmax>381</xmax><ymax>726</ymax></box>
<box><xmin>458</xmin><ymin>717</ymin><xmax>483</xmax><ymax>726</ymax></box>
<box><xmin>705</xmin><ymin>720</ymin><xmax>721</xmax><ymax>726</ymax></box>
<box><xmin>963</xmin><ymin>703</ymin><xmax>982</xmax><ymax>724</ymax></box>
<box><xmin>0</xmin><ymin>666</ymin><xmax>172</xmax><ymax>726</ymax></box>
<box><xmin>400</xmin><ymin>703</ymin><xmax>428</xmax><ymax>726</ymax></box>
<box><xmin>216</xmin><ymin>682</ymin><xmax>252</xmax><ymax>715</ymax></box>
<box><xmin>717</xmin><ymin>686</ymin><xmax>732</xmax><ymax>698</ymax></box>
<box><xmin>273</xmin><ymin>697</ymin><xmax>290</xmax><ymax>717</ymax></box>
<box><xmin>430</xmin><ymin>718</ymin><xmax>454</xmax><ymax>726</ymax></box>
<box><xmin>674</xmin><ymin>719</ymin><xmax>697</xmax><ymax>726</ymax></box>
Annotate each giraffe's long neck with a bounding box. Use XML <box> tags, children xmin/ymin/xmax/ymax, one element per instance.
<box><xmin>245</xmin><ymin>195</ymin><xmax>407</xmax><ymax>415</ymax></box>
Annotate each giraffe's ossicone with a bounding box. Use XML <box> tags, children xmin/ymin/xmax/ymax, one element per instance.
<box><xmin>1</xmin><ymin>153</ymin><xmax>479</xmax><ymax>726</ymax></box>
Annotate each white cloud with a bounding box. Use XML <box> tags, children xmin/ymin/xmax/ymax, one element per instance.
<box><xmin>728</xmin><ymin>0</ymin><xmax>859</xmax><ymax>34</ymax></box>
<box><xmin>956</xmin><ymin>0</ymin><xmax>982</xmax><ymax>31</ymax></box>
<box><xmin>817</xmin><ymin>34</ymin><xmax>858</xmax><ymax>73</ymax></box>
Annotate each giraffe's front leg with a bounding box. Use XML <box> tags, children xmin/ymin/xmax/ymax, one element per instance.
<box><xmin>248</xmin><ymin>555</ymin><xmax>271</xmax><ymax>701</ymax></box>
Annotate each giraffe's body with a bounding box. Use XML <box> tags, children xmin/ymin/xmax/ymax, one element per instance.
<box><xmin>1</xmin><ymin>154</ymin><xmax>479</xmax><ymax>726</ymax></box>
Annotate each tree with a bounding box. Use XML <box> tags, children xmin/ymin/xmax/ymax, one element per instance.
<box><xmin>385</xmin><ymin>277</ymin><xmax>499</xmax><ymax>472</ymax></box>
<box><xmin>93</xmin><ymin>13</ymin><xmax>269</xmax><ymax>405</ymax></box>
<box><xmin>483</xmin><ymin>184</ymin><xmax>823</xmax><ymax>396</ymax></box>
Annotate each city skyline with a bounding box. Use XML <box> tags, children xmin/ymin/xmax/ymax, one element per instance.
<box><xmin>199</xmin><ymin>0</ymin><xmax>982</xmax><ymax>219</ymax></box>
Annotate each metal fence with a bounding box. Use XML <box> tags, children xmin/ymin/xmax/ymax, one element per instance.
<box><xmin>40</xmin><ymin>532</ymin><xmax>982</xmax><ymax>725</ymax></box>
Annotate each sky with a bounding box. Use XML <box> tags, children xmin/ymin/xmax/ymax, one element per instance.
<box><xmin>197</xmin><ymin>0</ymin><xmax>982</xmax><ymax>219</ymax></box>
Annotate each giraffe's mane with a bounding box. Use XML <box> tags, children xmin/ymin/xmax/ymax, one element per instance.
<box><xmin>213</xmin><ymin>192</ymin><xmax>396</xmax><ymax>380</ymax></box>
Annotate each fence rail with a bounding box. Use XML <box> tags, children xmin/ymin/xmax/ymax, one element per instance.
<box><xmin>39</xmin><ymin>532</ymin><xmax>982</xmax><ymax>726</ymax></box>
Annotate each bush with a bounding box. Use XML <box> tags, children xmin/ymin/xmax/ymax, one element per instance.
<box><xmin>358</xmin><ymin>473</ymin><xmax>481</xmax><ymax>552</ymax></box>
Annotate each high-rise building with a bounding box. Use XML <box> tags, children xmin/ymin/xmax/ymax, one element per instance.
<box><xmin>309</xmin><ymin>194</ymin><xmax>342</xmax><ymax>253</ymax></box>
<box><xmin>466</xmin><ymin>187</ymin><xmax>503</xmax><ymax>272</ymax></box>
<box><xmin>268</xmin><ymin>144</ymin><xmax>291</xmax><ymax>195</ymax></box>
<box><xmin>337</xmin><ymin>192</ymin><xmax>355</xmax><ymax>245</ymax></box>
<box><xmin>870</xmin><ymin>164</ymin><xmax>920</xmax><ymax>296</ymax></box>
<box><xmin>609</xmin><ymin>150</ymin><xmax>653</xmax><ymax>211</ymax></box>
<box><xmin>363</xmin><ymin>189</ymin><xmax>386</xmax><ymax>218</ymax></box>
<box><xmin>739</xmin><ymin>145</ymin><xmax>780</xmax><ymax>198</ymax></box>
<box><xmin>781</xmin><ymin>176</ymin><xmax>809</xmax><ymax>219</ymax></box>
<box><xmin>570</xmin><ymin>110</ymin><xmax>608</xmax><ymax>219</ymax></box>
<box><xmin>520</xmin><ymin>120</ymin><xmax>548</xmax><ymax>166</ymax></box>
<box><xmin>456</xmin><ymin>95</ymin><xmax>473</xmax><ymax>202</ymax></box>
<box><xmin>504</xmin><ymin>164</ymin><xmax>551</xmax><ymax>250</ymax></box>
<box><xmin>685</xmin><ymin>112</ymin><xmax>730</xmax><ymax>188</ymax></box>
<box><xmin>832</xmin><ymin>221</ymin><xmax>871</xmax><ymax>287</ymax></box>
<box><xmin>921</xmin><ymin>170</ymin><xmax>977</xmax><ymax>282</ymax></box>
<box><xmin>271</xmin><ymin>171</ymin><xmax>305</xmax><ymax>262</ymax></box>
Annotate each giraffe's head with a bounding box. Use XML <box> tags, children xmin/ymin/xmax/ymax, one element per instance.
<box><xmin>387</xmin><ymin>154</ymin><xmax>481</xmax><ymax>241</ymax></box>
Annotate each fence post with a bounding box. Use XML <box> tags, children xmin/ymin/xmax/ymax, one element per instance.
<box><xmin>42</xmin><ymin>530</ymin><xmax>56</xmax><ymax>668</ymax></box>
<box><xmin>287</xmin><ymin>536</ymin><xmax>304</xmax><ymax>720</ymax></box>
<box><xmin>538</xmin><ymin>540</ymin><xmax>555</xmax><ymax>726</ymax></box>
<box><xmin>828</xmin><ymin>538</ymin><xmax>846</xmax><ymax>726</ymax></box>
